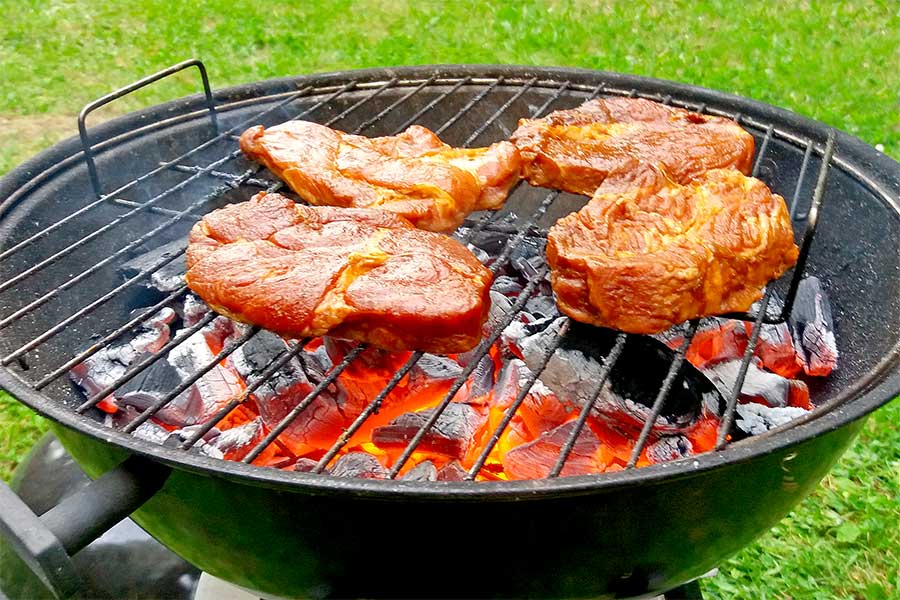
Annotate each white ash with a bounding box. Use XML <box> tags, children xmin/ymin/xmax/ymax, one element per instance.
<box><xmin>520</xmin><ymin>317</ymin><xmax>606</xmax><ymax>404</ymax></box>
<box><xmin>704</xmin><ymin>360</ymin><xmax>794</xmax><ymax>407</ymax></box>
<box><xmin>736</xmin><ymin>403</ymin><xmax>809</xmax><ymax>435</ymax></box>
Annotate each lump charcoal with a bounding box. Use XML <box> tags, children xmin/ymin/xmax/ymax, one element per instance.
<box><xmin>119</xmin><ymin>240</ymin><xmax>186</xmax><ymax>293</ymax></box>
<box><xmin>645</xmin><ymin>435</ymin><xmax>693</xmax><ymax>464</ymax></box>
<box><xmin>372</xmin><ymin>403</ymin><xmax>487</xmax><ymax>460</ymax></box>
<box><xmin>503</xmin><ymin>420</ymin><xmax>600</xmax><ymax>480</ymax></box>
<box><xmin>789</xmin><ymin>276</ymin><xmax>839</xmax><ymax>376</ymax></box>
<box><xmin>704</xmin><ymin>359</ymin><xmax>810</xmax><ymax>409</ymax></box>
<box><xmin>329</xmin><ymin>452</ymin><xmax>388</xmax><ymax>479</ymax></box>
<box><xmin>401</xmin><ymin>460</ymin><xmax>439</xmax><ymax>482</ymax></box>
<box><xmin>735</xmin><ymin>402</ymin><xmax>809</xmax><ymax>435</ymax></box>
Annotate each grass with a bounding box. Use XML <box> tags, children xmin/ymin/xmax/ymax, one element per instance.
<box><xmin>1</xmin><ymin>0</ymin><xmax>898</xmax><ymax>597</ymax></box>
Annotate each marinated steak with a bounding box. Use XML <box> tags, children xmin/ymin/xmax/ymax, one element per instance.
<box><xmin>240</xmin><ymin>121</ymin><xmax>520</xmax><ymax>232</ymax></box>
<box><xmin>186</xmin><ymin>192</ymin><xmax>493</xmax><ymax>352</ymax></box>
<box><xmin>510</xmin><ymin>97</ymin><xmax>755</xmax><ymax>196</ymax></box>
<box><xmin>546</xmin><ymin>168</ymin><xmax>799</xmax><ymax>334</ymax></box>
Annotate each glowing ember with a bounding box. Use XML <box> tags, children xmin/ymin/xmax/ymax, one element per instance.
<box><xmin>71</xmin><ymin>239</ymin><xmax>838</xmax><ymax>481</ymax></box>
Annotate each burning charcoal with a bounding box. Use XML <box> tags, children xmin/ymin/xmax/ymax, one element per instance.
<box><xmin>409</xmin><ymin>354</ymin><xmax>463</xmax><ymax>390</ymax></box>
<box><xmin>182</xmin><ymin>293</ymin><xmax>211</xmax><ymax>326</ymax></box>
<box><xmin>523</xmin><ymin>319</ymin><xmax>724</xmax><ymax>434</ymax></box>
<box><xmin>372</xmin><ymin>403</ymin><xmax>487</xmax><ymax>460</ymax></box>
<box><xmin>704</xmin><ymin>359</ymin><xmax>810</xmax><ymax>409</ymax></box>
<box><xmin>491</xmin><ymin>359</ymin><xmax>571</xmax><ymax>443</ymax></box>
<box><xmin>303</xmin><ymin>344</ymin><xmax>335</xmax><ymax>380</ymax></box>
<box><xmin>437</xmin><ymin>460</ymin><xmax>468</xmax><ymax>481</ymax></box>
<box><xmin>492</xmin><ymin>275</ymin><xmax>523</xmax><ymax>296</ymax></box>
<box><xmin>508</xmin><ymin>235</ymin><xmax>546</xmax><ymax>269</ymax></box>
<box><xmin>329</xmin><ymin>452</ymin><xmax>388</xmax><ymax>479</ymax></box>
<box><xmin>231</xmin><ymin>331</ymin><xmax>308</xmax><ymax>402</ymax></box>
<box><xmin>735</xmin><ymin>402</ymin><xmax>809</xmax><ymax>435</ymax></box>
<box><xmin>686</xmin><ymin>318</ymin><xmax>749</xmax><ymax>369</ymax></box>
<box><xmin>458</xmin><ymin>213</ymin><xmax>519</xmax><ymax>256</ymax></box>
<box><xmin>790</xmin><ymin>276</ymin><xmax>839</xmax><ymax>376</ymax></box>
<box><xmin>483</xmin><ymin>290</ymin><xmax>514</xmax><ymax>335</ymax></box>
<box><xmin>459</xmin><ymin>354</ymin><xmax>496</xmax><ymax>404</ymax></box>
<box><xmin>324</xmin><ymin>337</ymin><xmax>410</xmax><ymax>377</ymax></box>
<box><xmin>645</xmin><ymin>435</ymin><xmax>693</xmax><ymax>464</ymax></box>
<box><xmin>119</xmin><ymin>240</ymin><xmax>185</xmax><ymax>293</ymax></box>
<box><xmin>291</xmin><ymin>458</ymin><xmax>319</xmax><ymax>472</ymax></box>
<box><xmin>104</xmin><ymin>408</ymin><xmax>172</xmax><ymax>445</ymax></box>
<box><xmin>743</xmin><ymin>295</ymin><xmax>802</xmax><ymax>378</ymax></box>
<box><xmin>466</xmin><ymin>243</ymin><xmax>491</xmax><ymax>265</ymax></box>
<box><xmin>115</xmin><ymin>357</ymin><xmax>197</xmax><ymax>426</ymax></box>
<box><xmin>231</xmin><ymin>331</ymin><xmax>358</xmax><ymax>456</ymax></box>
<box><xmin>401</xmin><ymin>460</ymin><xmax>439</xmax><ymax>482</ymax></box>
<box><xmin>164</xmin><ymin>322</ymin><xmax>246</xmax><ymax>425</ymax></box>
<box><xmin>205</xmin><ymin>417</ymin><xmax>264</xmax><ymax>461</ymax></box>
<box><xmin>524</xmin><ymin>295</ymin><xmax>559</xmax><ymax>321</ymax></box>
<box><xmin>69</xmin><ymin>308</ymin><xmax>176</xmax><ymax>413</ymax></box>
<box><xmin>503</xmin><ymin>420</ymin><xmax>600</xmax><ymax>480</ymax></box>
<box><xmin>520</xmin><ymin>318</ymin><xmax>605</xmax><ymax>405</ymax></box>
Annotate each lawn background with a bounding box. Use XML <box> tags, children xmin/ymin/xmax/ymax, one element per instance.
<box><xmin>1</xmin><ymin>1</ymin><xmax>898</xmax><ymax>598</ymax></box>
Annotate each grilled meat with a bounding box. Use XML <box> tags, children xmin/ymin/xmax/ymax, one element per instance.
<box><xmin>510</xmin><ymin>97</ymin><xmax>754</xmax><ymax>195</ymax></box>
<box><xmin>546</xmin><ymin>168</ymin><xmax>799</xmax><ymax>334</ymax></box>
<box><xmin>239</xmin><ymin>121</ymin><xmax>520</xmax><ymax>231</ymax></box>
<box><xmin>185</xmin><ymin>192</ymin><xmax>493</xmax><ymax>353</ymax></box>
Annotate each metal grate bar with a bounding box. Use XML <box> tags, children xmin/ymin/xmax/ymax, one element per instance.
<box><xmin>780</xmin><ymin>132</ymin><xmax>836</xmax><ymax>319</ymax></box>
<box><xmin>122</xmin><ymin>326</ymin><xmax>261</xmax><ymax>433</ymax></box>
<box><xmin>548</xmin><ymin>333</ymin><xmax>628</xmax><ymax>477</ymax></box>
<box><xmin>0</xmin><ymin>84</ymin><xmax>316</xmax><ymax>263</ymax></box>
<box><xmin>462</xmin><ymin>77</ymin><xmax>537</xmax><ymax>146</ymax></box>
<box><xmin>1</xmin><ymin>82</ymin><xmax>400</xmax><ymax>361</ymax></box>
<box><xmin>34</xmin><ymin>285</ymin><xmax>189</xmax><ymax>390</ymax></box>
<box><xmin>625</xmin><ymin>322</ymin><xmax>699</xmax><ymax>467</ymax></box>
<box><xmin>434</xmin><ymin>78</ymin><xmax>504</xmax><ymax>136</ymax></box>
<box><xmin>242</xmin><ymin>345</ymin><xmax>368</xmax><ymax>463</ymax></box>
<box><xmin>715</xmin><ymin>293</ymin><xmax>772</xmax><ymax>449</ymax></box>
<box><xmin>312</xmin><ymin>351</ymin><xmax>424</xmax><ymax>473</ymax></box>
<box><xmin>387</xmin><ymin>267</ymin><xmax>548</xmax><ymax>478</ymax></box>
<box><xmin>355</xmin><ymin>76</ymin><xmax>437</xmax><ymax>132</ymax></box>
<box><xmin>0</xmin><ymin>169</ymin><xmax>256</xmax><ymax>361</ymax></box>
<box><xmin>0</xmin><ymin>153</ymin><xmax>244</xmax><ymax>297</ymax></box>
<box><xmin>714</xmin><ymin>132</ymin><xmax>835</xmax><ymax>447</ymax></box>
<box><xmin>0</xmin><ymin>248</ymin><xmax>185</xmax><ymax>365</ymax></box>
<box><xmin>75</xmin><ymin>311</ymin><xmax>216</xmax><ymax>413</ymax></box>
<box><xmin>177</xmin><ymin>340</ymin><xmax>309</xmax><ymax>450</ymax></box>
<box><xmin>465</xmin><ymin>319</ymin><xmax>571</xmax><ymax>480</ymax></box>
<box><xmin>789</xmin><ymin>142</ymin><xmax>815</xmax><ymax>220</ymax></box>
<box><xmin>321</xmin><ymin>78</ymin><xmax>399</xmax><ymax>126</ymax></box>
<box><xmin>0</xmin><ymin>81</ymin><xmax>356</xmax><ymax>294</ymax></box>
<box><xmin>393</xmin><ymin>77</ymin><xmax>472</xmax><ymax>132</ymax></box>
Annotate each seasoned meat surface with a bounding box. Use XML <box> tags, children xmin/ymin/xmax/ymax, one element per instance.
<box><xmin>510</xmin><ymin>97</ymin><xmax>755</xmax><ymax>196</ymax></box>
<box><xmin>547</xmin><ymin>168</ymin><xmax>799</xmax><ymax>334</ymax></box>
<box><xmin>186</xmin><ymin>192</ymin><xmax>493</xmax><ymax>353</ymax></box>
<box><xmin>240</xmin><ymin>121</ymin><xmax>521</xmax><ymax>231</ymax></box>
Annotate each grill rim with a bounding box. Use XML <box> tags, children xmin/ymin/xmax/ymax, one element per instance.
<box><xmin>0</xmin><ymin>63</ymin><xmax>898</xmax><ymax>499</ymax></box>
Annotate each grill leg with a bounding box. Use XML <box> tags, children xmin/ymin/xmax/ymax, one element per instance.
<box><xmin>663</xmin><ymin>580</ymin><xmax>703</xmax><ymax>600</ymax></box>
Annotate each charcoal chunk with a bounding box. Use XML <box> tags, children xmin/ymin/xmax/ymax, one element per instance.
<box><xmin>372</xmin><ymin>403</ymin><xmax>486</xmax><ymax>459</ymax></box>
<box><xmin>401</xmin><ymin>460</ymin><xmax>439</xmax><ymax>482</ymax></box>
<box><xmin>789</xmin><ymin>276</ymin><xmax>839</xmax><ymax>376</ymax></box>
<box><xmin>329</xmin><ymin>452</ymin><xmax>387</xmax><ymax>479</ymax></box>
<box><xmin>735</xmin><ymin>403</ymin><xmax>809</xmax><ymax>435</ymax></box>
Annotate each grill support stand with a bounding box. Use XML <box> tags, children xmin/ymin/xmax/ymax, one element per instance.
<box><xmin>0</xmin><ymin>455</ymin><xmax>169</xmax><ymax>598</ymax></box>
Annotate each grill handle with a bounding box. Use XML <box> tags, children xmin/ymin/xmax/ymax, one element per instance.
<box><xmin>78</xmin><ymin>58</ymin><xmax>218</xmax><ymax>198</ymax></box>
<box><xmin>0</xmin><ymin>455</ymin><xmax>170</xmax><ymax>598</ymax></box>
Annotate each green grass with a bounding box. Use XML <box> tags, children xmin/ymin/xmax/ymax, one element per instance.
<box><xmin>1</xmin><ymin>1</ymin><xmax>899</xmax><ymax>597</ymax></box>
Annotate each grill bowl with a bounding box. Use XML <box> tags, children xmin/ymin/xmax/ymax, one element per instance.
<box><xmin>0</xmin><ymin>65</ymin><xmax>898</xmax><ymax>598</ymax></box>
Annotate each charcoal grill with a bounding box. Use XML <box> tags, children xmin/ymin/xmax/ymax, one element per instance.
<box><xmin>0</xmin><ymin>61</ymin><xmax>898</xmax><ymax>599</ymax></box>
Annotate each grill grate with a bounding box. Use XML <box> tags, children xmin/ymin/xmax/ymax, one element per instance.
<box><xmin>0</xmin><ymin>67</ymin><xmax>835</xmax><ymax>483</ymax></box>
